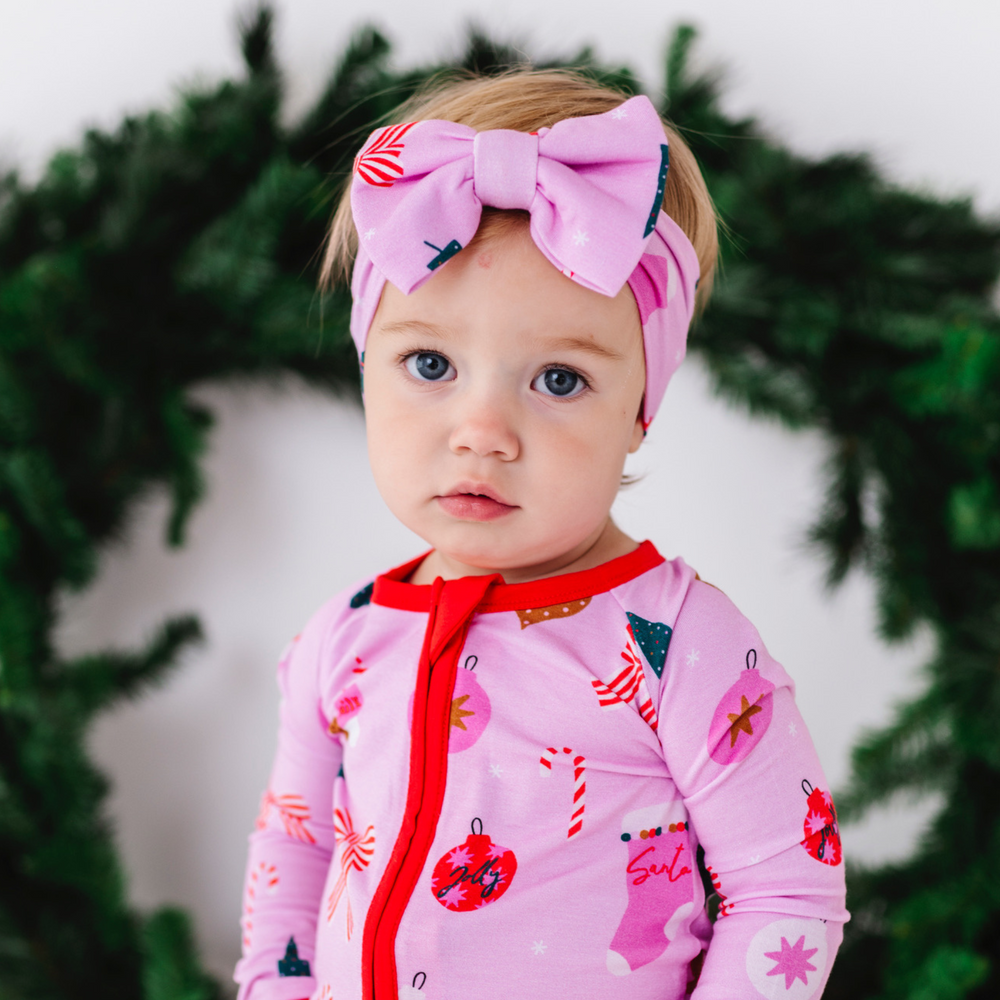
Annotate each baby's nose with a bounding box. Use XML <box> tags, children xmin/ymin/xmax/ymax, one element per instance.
<box><xmin>448</xmin><ymin>397</ymin><xmax>520</xmax><ymax>461</ymax></box>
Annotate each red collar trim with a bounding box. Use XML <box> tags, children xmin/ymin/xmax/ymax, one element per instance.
<box><xmin>371</xmin><ymin>540</ymin><xmax>664</xmax><ymax>613</ymax></box>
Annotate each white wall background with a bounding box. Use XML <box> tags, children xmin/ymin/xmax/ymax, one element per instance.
<box><xmin>4</xmin><ymin>0</ymin><xmax>998</xmax><ymax>988</ymax></box>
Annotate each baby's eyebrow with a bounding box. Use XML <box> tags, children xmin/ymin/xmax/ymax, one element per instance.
<box><xmin>377</xmin><ymin>320</ymin><xmax>447</xmax><ymax>338</ymax></box>
<box><xmin>544</xmin><ymin>335</ymin><xmax>625</xmax><ymax>361</ymax></box>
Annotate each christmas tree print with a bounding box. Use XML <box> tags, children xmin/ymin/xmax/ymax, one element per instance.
<box><xmin>424</xmin><ymin>239</ymin><xmax>463</xmax><ymax>271</ymax></box>
<box><xmin>706</xmin><ymin>649</ymin><xmax>775</xmax><ymax>765</ymax></box>
<box><xmin>430</xmin><ymin>819</ymin><xmax>517</xmax><ymax>912</ymax></box>
<box><xmin>516</xmin><ymin>597</ymin><xmax>591</xmax><ymax>628</ymax></box>
<box><xmin>255</xmin><ymin>791</ymin><xmax>315</xmax><ymax>845</ymax></box>
<box><xmin>800</xmin><ymin>780</ymin><xmax>842</xmax><ymax>866</ymax></box>
<box><xmin>643</xmin><ymin>144</ymin><xmax>670</xmax><ymax>237</ymax></box>
<box><xmin>349</xmin><ymin>581</ymin><xmax>373</xmax><ymax>608</ymax></box>
<box><xmin>277</xmin><ymin>937</ymin><xmax>311</xmax><ymax>977</ymax></box>
<box><xmin>353</xmin><ymin>121</ymin><xmax>416</xmax><ymax>187</ymax></box>
<box><xmin>625</xmin><ymin>612</ymin><xmax>672</xmax><ymax>677</ymax></box>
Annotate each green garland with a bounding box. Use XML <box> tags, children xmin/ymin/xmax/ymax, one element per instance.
<box><xmin>1</xmin><ymin>8</ymin><xmax>997</xmax><ymax>998</ymax></box>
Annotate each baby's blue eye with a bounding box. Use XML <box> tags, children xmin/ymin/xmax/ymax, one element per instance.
<box><xmin>533</xmin><ymin>367</ymin><xmax>585</xmax><ymax>398</ymax></box>
<box><xmin>406</xmin><ymin>352</ymin><xmax>455</xmax><ymax>382</ymax></box>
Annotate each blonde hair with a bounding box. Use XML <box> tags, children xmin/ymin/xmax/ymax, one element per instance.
<box><xmin>321</xmin><ymin>68</ymin><xmax>718</xmax><ymax>313</ymax></box>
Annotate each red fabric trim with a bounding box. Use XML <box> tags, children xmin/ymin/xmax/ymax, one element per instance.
<box><xmin>372</xmin><ymin>539</ymin><xmax>663</xmax><ymax>613</ymax></box>
<box><xmin>362</xmin><ymin>574</ymin><xmax>499</xmax><ymax>1000</ymax></box>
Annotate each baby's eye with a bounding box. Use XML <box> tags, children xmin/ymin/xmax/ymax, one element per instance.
<box><xmin>405</xmin><ymin>352</ymin><xmax>455</xmax><ymax>382</ymax></box>
<box><xmin>532</xmin><ymin>367</ymin><xmax>586</xmax><ymax>398</ymax></box>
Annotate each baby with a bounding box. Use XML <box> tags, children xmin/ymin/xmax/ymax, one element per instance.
<box><xmin>235</xmin><ymin>69</ymin><xmax>848</xmax><ymax>1000</ymax></box>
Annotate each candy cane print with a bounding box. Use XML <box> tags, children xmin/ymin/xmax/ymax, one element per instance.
<box><xmin>327</xmin><ymin>808</ymin><xmax>375</xmax><ymax>938</ymax></box>
<box><xmin>539</xmin><ymin>747</ymin><xmax>587</xmax><ymax>839</ymax></box>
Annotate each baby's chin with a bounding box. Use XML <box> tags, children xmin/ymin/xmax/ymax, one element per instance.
<box><xmin>423</xmin><ymin>521</ymin><xmax>594</xmax><ymax>579</ymax></box>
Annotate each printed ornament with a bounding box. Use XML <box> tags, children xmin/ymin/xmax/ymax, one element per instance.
<box><xmin>516</xmin><ymin>597</ymin><xmax>591</xmax><ymax>629</ymax></box>
<box><xmin>408</xmin><ymin>655</ymin><xmax>491</xmax><ymax>753</ymax></box>
<box><xmin>399</xmin><ymin>972</ymin><xmax>428</xmax><ymax>999</ymax></box>
<box><xmin>745</xmin><ymin>918</ymin><xmax>828</xmax><ymax>1000</ymax></box>
<box><xmin>707</xmin><ymin>649</ymin><xmax>774</xmax><ymax>765</ymax></box>
<box><xmin>326</xmin><ymin>683</ymin><xmax>363</xmax><ymax>746</ymax></box>
<box><xmin>800</xmin><ymin>780</ymin><xmax>841</xmax><ymax>866</ymax></box>
<box><xmin>431</xmin><ymin>818</ymin><xmax>517</xmax><ymax>912</ymax></box>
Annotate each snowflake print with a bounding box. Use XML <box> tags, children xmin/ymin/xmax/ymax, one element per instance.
<box><xmin>364</xmin><ymin>227</ymin><xmax>376</xmax><ymax>240</ymax></box>
<box><xmin>572</xmin><ymin>229</ymin><xmax>590</xmax><ymax>246</ymax></box>
<box><xmin>789</xmin><ymin>722</ymin><xmax>798</xmax><ymax>736</ymax></box>
<box><xmin>686</xmin><ymin>649</ymin><xmax>700</xmax><ymax>666</ymax></box>
<box><xmin>532</xmin><ymin>940</ymin><xmax>548</xmax><ymax>955</ymax></box>
<box><xmin>489</xmin><ymin>763</ymin><xmax>503</xmax><ymax>778</ymax></box>
<box><xmin>610</xmin><ymin>107</ymin><xmax>628</xmax><ymax>120</ymax></box>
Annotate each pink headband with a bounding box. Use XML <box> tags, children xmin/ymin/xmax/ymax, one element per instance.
<box><xmin>349</xmin><ymin>94</ymin><xmax>699</xmax><ymax>428</ymax></box>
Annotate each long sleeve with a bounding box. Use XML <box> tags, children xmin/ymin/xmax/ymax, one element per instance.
<box><xmin>234</xmin><ymin>602</ymin><xmax>345</xmax><ymax>1000</ymax></box>
<box><xmin>658</xmin><ymin>579</ymin><xmax>849</xmax><ymax>999</ymax></box>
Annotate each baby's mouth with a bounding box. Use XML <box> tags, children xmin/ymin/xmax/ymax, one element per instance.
<box><xmin>436</xmin><ymin>487</ymin><xmax>517</xmax><ymax>522</ymax></box>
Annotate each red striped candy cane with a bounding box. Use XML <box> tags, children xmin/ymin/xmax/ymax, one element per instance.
<box><xmin>539</xmin><ymin>747</ymin><xmax>587</xmax><ymax>839</ymax></box>
<box><xmin>327</xmin><ymin>808</ymin><xmax>375</xmax><ymax>939</ymax></box>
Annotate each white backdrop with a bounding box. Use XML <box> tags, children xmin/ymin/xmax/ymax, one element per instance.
<box><xmin>4</xmin><ymin>0</ymin><xmax>998</xmax><ymax>986</ymax></box>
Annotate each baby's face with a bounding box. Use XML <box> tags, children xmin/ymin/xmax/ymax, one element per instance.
<box><xmin>363</xmin><ymin>223</ymin><xmax>645</xmax><ymax>579</ymax></box>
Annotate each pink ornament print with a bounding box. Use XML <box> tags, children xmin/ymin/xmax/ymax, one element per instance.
<box><xmin>431</xmin><ymin>819</ymin><xmax>517</xmax><ymax>912</ymax></box>
<box><xmin>408</xmin><ymin>655</ymin><xmax>491</xmax><ymax>753</ymax></box>
<box><xmin>607</xmin><ymin>801</ymin><xmax>696</xmax><ymax>976</ymax></box>
<box><xmin>255</xmin><ymin>790</ymin><xmax>315</xmax><ymax>845</ymax></box>
<box><xmin>707</xmin><ymin>649</ymin><xmax>774</xmax><ymax>764</ymax></box>
<box><xmin>746</xmin><ymin>918</ymin><xmax>828</xmax><ymax>1000</ymax></box>
<box><xmin>326</xmin><ymin>807</ymin><xmax>375</xmax><ymax>939</ymax></box>
<box><xmin>800</xmin><ymin>780</ymin><xmax>842</xmax><ymax>866</ymax></box>
<box><xmin>353</xmin><ymin>121</ymin><xmax>416</xmax><ymax>187</ymax></box>
<box><xmin>327</xmin><ymin>682</ymin><xmax>364</xmax><ymax>746</ymax></box>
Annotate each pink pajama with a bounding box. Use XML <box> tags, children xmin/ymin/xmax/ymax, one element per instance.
<box><xmin>235</xmin><ymin>541</ymin><xmax>848</xmax><ymax>1000</ymax></box>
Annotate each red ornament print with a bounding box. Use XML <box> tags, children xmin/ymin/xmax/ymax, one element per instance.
<box><xmin>800</xmin><ymin>780</ymin><xmax>842</xmax><ymax>866</ymax></box>
<box><xmin>353</xmin><ymin>121</ymin><xmax>417</xmax><ymax>187</ymax></box>
<box><xmin>430</xmin><ymin>819</ymin><xmax>517</xmax><ymax>912</ymax></box>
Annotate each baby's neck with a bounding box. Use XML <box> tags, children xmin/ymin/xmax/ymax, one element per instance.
<box><xmin>408</xmin><ymin>519</ymin><xmax>639</xmax><ymax>585</ymax></box>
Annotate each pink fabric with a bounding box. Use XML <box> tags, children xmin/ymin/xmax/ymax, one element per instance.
<box><xmin>348</xmin><ymin>95</ymin><xmax>699</xmax><ymax>428</ymax></box>
<box><xmin>235</xmin><ymin>544</ymin><xmax>848</xmax><ymax>1000</ymax></box>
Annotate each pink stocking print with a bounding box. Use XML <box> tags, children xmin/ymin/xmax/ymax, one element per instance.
<box><xmin>607</xmin><ymin>802</ymin><xmax>696</xmax><ymax>976</ymax></box>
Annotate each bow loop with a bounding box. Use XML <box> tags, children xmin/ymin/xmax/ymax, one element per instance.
<box><xmin>473</xmin><ymin>129</ymin><xmax>539</xmax><ymax>211</ymax></box>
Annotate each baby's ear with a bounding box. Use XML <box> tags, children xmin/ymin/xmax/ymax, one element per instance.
<box><xmin>628</xmin><ymin>403</ymin><xmax>645</xmax><ymax>454</ymax></box>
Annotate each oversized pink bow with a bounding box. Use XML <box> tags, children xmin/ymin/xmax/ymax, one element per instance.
<box><xmin>349</xmin><ymin>94</ymin><xmax>700</xmax><ymax>428</ymax></box>
<box><xmin>352</xmin><ymin>94</ymin><xmax>669</xmax><ymax>298</ymax></box>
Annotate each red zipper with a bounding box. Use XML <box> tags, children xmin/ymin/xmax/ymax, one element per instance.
<box><xmin>361</xmin><ymin>573</ymin><xmax>500</xmax><ymax>1000</ymax></box>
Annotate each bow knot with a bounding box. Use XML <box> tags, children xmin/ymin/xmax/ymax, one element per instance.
<box><xmin>473</xmin><ymin>129</ymin><xmax>539</xmax><ymax>211</ymax></box>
